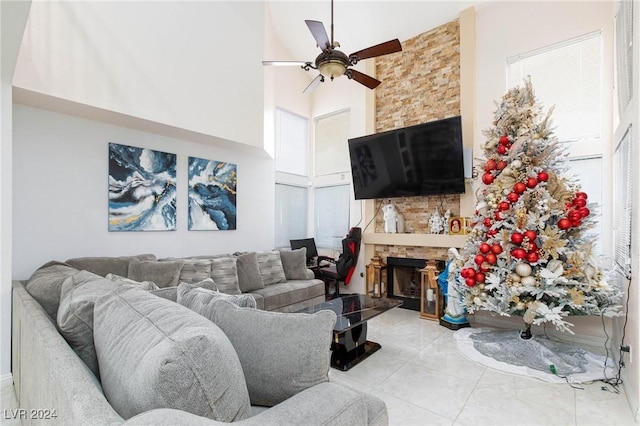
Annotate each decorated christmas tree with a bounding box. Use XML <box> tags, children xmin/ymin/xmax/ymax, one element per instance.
<box><xmin>456</xmin><ymin>78</ymin><xmax>622</xmax><ymax>337</ymax></box>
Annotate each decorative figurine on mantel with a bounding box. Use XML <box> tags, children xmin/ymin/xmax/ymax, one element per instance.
<box><xmin>429</xmin><ymin>207</ymin><xmax>443</xmax><ymax>234</ymax></box>
<box><xmin>382</xmin><ymin>202</ymin><xmax>405</xmax><ymax>233</ymax></box>
<box><xmin>441</xmin><ymin>209</ymin><xmax>452</xmax><ymax>234</ymax></box>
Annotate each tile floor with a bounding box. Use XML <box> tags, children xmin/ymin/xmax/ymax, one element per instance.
<box><xmin>0</xmin><ymin>307</ymin><xmax>637</xmax><ymax>425</ymax></box>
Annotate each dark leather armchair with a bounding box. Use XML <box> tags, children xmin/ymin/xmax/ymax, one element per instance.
<box><xmin>317</xmin><ymin>227</ymin><xmax>362</xmax><ymax>299</ymax></box>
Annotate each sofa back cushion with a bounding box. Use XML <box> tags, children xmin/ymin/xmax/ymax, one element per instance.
<box><xmin>127</xmin><ymin>259</ymin><xmax>184</xmax><ymax>288</ymax></box>
<box><xmin>57</xmin><ymin>270</ymin><xmax>123</xmax><ymax>377</ymax></box>
<box><xmin>65</xmin><ymin>254</ymin><xmax>157</xmax><ymax>277</ymax></box>
<box><xmin>25</xmin><ymin>261</ymin><xmax>79</xmax><ymax>319</ymax></box>
<box><xmin>279</xmin><ymin>248</ymin><xmax>313</xmax><ymax>280</ymax></box>
<box><xmin>177</xmin><ymin>283</ymin><xmax>257</xmax><ymax>313</ymax></box>
<box><xmin>256</xmin><ymin>250</ymin><xmax>287</xmax><ymax>286</ymax></box>
<box><xmin>94</xmin><ymin>285</ymin><xmax>251</xmax><ymax>422</ymax></box>
<box><xmin>160</xmin><ymin>257</ymin><xmax>213</xmax><ymax>284</ymax></box>
<box><xmin>208</xmin><ymin>298</ymin><xmax>336</xmax><ymax>407</ymax></box>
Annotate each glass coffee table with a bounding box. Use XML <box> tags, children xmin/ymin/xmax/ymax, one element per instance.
<box><xmin>298</xmin><ymin>294</ymin><xmax>402</xmax><ymax>371</ymax></box>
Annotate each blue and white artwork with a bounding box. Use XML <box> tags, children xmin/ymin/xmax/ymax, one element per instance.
<box><xmin>188</xmin><ymin>157</ymin><xmax>237</xmax><ymax>230</ymax></box>
<box><xmin>108</xmin><ymin>143</ymin><xmax>177</xmax><ymax>231</ymax></box>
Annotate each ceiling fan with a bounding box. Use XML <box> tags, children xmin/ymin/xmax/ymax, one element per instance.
<box><xmin>262</xmin><ymin>0</ymin><xmax>402</xmax><ymax>93</ymax></box>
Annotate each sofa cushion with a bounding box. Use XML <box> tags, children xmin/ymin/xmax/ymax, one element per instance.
<box><xmin>65</xmin><ymin>254</ymin><xmax>157</xmax><ymax>277</ymax></box>
<box><xmin>178</xmin><ymin>283</ymin><xmax>257</xmax><ymax>313</ymax></box>
<box><xmin>105</xmin><ymin>273</ymin><xmax>160</xmax><ymax>291</ymax></box>
<box><xmin>161</xmin><ymin>257</ymin><xmax>212</xmax><ymax>284</ymax></box>
<box><xmin>250</xmin><ymin>280</ymin><xmax>325</xmax><ymax>311</ymax></box>
<box><xmin>93</xmin><ymin>285</ymin><xmax>251</xmax><ymax>422</ymax></box>
<box><xmin>57</xmin><ymin>270</ymin><xmax>123</xmax><ymax>377</ymax></box>
<box><xmin>208</xmin><ymin>298</ymin><xmax>336</xmax><ymax>407</ymax></box>
<box><xmin>127</xmin><ymin>259</ymin><xmax>183</xmax><ymax>288</ymax></box>
<box><xmin>235</xmin><ymin>252</ymin><xmax>264</xmax><ymax>293</ymax></box>
<box><xmin>279</xmin><ymin>248</ymin><xmax>312</xmax><ymax>280</ymax></box>
<box><xmin>149</xmin><ymin>286</ymin><xmax>178</xmax><ymax>301</ymax></box>
<box><xmin>25</xmin><ymin>260</ymin><xmax>79</xmax><ymax>319</ymax></box>
<box><xmin>257</xmin><ymin>250</ymin><xmax>287</xmax><ymax>286</ymax></box>
<box><xmin>209</xmin><ymin>257</ymin><xmax>241</xmax><ymax>294</ymax></box>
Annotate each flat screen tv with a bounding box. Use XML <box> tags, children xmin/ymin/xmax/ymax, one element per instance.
<box><xmin>348</xmin><ymin>116</ymin><xmax>465</xmax><ymax>200</ymax></box>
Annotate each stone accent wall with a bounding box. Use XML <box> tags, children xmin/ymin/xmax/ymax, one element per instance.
<box><xmin>372</xmin><ymin>20</ymin><xmax>462</xmax><ymax>259</ymax></box>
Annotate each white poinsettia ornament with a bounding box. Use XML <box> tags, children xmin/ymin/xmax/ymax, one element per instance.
<box><xmin>455</xmin><ymin>77</ymin><xmax>622</xmax><ymax>336</ymax></box>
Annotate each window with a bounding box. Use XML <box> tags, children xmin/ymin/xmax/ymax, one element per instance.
<box><xmin>614</xmin><ymin>127</ymin><xmax>632</xmax><ymax>278</ymax></box>
<box><xmin>314</xmin><ymin>109</ymin><xmax>351</xmax><ymax>176</ymax></box>
<box><xmin>314</xmin><ymin>185</ymin><xmax>350</xmax><ymax>249</ymax></box>
<box><xmin>508</xmin><ymin>32</ymin><xmax>602</xmax><ymax>146</ymax></box>
<box><xmin>567</xmin><ymin>156</ymin><xmax>603</xmax><ymax>253</ymax></box>
<box><xmin>275</xmin><ymin>108</ymin><xmax>308</xmax><ymax>176</ymax></box>
<box><xmin>275</xmin><ymin>184</ymin><xmax>308</xmax><ymax>248</ymax></box>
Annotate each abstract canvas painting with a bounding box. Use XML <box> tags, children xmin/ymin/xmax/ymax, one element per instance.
<box><xmin>188</xmin><ymin>157</ymin><xmax>237</xmax><ymax>230</ymax></box>
<box><xmin>108</xmin><ymin>143</ymin><xmax>177</xmax><ymax>231</ymax></box>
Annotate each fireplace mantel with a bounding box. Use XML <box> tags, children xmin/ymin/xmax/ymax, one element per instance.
<box><xmin>362</xmin><ymin>232</ymin><xmax>467</xmax><ymax>248</ymax></box>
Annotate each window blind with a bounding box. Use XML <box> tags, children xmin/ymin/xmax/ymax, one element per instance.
<box><xmin>275</xmin><ymin>108</ymin><xmax>308</xmax><ymax>176</ymax></box>
<box><xmin>314</xmin><ymin>109</ymin><xmax>351</xmax><ymax>176</ymax></box>
<box><xmin>614</xmin><ymin>127</ymin><xmax>632</xmax><ymax>278</ymax></box>
<box><xmin>314</xmin><ymin>185</ymin><xmax>350</xmax><ymax>249</ymax></box>
<box><xmin>507</xmin><ymin>32</ymin><xmax>602</xmax><ymax>143</ymax></box>
<box><xmin>615</xmin><ymin>0</ymin><xmax>634</xmax><ymax>115</ymax></box>
<box><xmin>275</xmin><ymin>183</ymin><xmax>308</xmax><ymax>248</ymax></box>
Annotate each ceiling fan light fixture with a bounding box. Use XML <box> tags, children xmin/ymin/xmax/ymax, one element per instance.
<box><xmin>318</xmin><ymin>60</ymin><xmax>347</xmax><ymax>78</ymax></box>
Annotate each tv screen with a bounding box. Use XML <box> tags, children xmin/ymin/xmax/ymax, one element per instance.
<box><xmin>348</xmin><ymin>116</ymin><xmax>465</xmax><ymax>200</ymax></box>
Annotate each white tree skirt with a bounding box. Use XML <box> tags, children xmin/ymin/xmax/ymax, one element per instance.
<box><xmin>454</xmin><ymin>327</ymin><xmax>616</xmax><ymax>384</ymax></box>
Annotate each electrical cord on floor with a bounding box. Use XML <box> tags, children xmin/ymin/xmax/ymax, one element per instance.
<box><xmin>549</xmin><ymin>364</ymin><xmax>584</xmax><ymax>390</ymax></box>
<box><xmin>599</xmin><ymin>273</ymin><xmax>631</xmax><ymax>393</ymax></box>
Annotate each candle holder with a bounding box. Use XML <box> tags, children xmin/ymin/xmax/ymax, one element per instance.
<box><xmin>419</xmin><ymin>260</ymin><xmax>443</xmax><ymax>320</ymax></box>
<box><xmin>366</xmin><ymin>256</ymin><xmax>387</xmax><ymax>298</ymax></box>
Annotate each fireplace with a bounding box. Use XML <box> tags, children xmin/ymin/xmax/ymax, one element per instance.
<box><xmin>386</xmin><ymin>257</ymin><xmax>445</xmax><ymax>311</ymax></box>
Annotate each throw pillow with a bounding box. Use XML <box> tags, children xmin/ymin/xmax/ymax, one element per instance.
<box><xmin>127</xmin><ymin>259</ymin><xmax>183</xmax><ymax>288</ymax></box>
<box><xmin>256</xmin><ymin>250</ymin><xmax>287</xmax><ymax>286</ymax></box>
<box><xmin>235</xmin><ymin>252</ymin><xmax>264</xmax><ymax>292</ymax></box>
<box><xmin>209</xmin><ymin>257</ymin><xmax>241</xmax><ymax>294</ymax></box>
<box><xmin>105</xmin><ymin>273</ymin><xmax>160</xmax><ymax>291</ymax></box>
<box><xmin>160</xmin><ymin>257</ymin><xmax>212</xmax><ymax>284</ymax></box>
<box><xmin>93</xmin><ymin>285</ymin><xmax>251</xmax><ymax>422</ymax></box>
<box><xmin>208</xmin><ymin>298</ymin><xmax>336</xmax><ymax>407</ymax></box>
<box><xmin>177</xmin><ymin>282</ymin><xmax>257</xmax><ymax>312</ymax></box>
<box><xmin>57</xmin><ymin>270</ymin><xmax>122</xmax><ymax>377</ymax></box>
<box><xmin>65</xmin><ymin>254</ymin><xmax>157</xmax><ymax>277</ymax></box>
<box><xmin>149</xmin><ymin>286</ymin><xmax>178</xmax><ymax>302</ymax></box>
<box><xmin>24</xmin><ymin>260</ymin><xmax>79</xmax><ymax>319</ymax></box>
<box><xmin>279</xmin><ymin>248</ymin><xmax>312</xmax><ymax>280</ymax></box>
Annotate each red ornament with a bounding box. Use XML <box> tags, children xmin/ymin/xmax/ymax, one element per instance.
<box><xmin>574</xmin><ymin>198</ymin><xmax>587</xmax><ymax>208</ymax></box>
<box><xmin>576</xmin><ymin>192</ymin><xmax>588</xmax><ymax>200</ymax></box>
<box><xmin>465</xmin><ymin>278</ymin><xmax>477</xmax><ymax>287</ymax></box>
<box><xmin>579</xmin><ymin>207</ymin><xmax>591</xmax><ymax>218</ymax></box>
<box><xmin>527</xmin><ymin>242</ymin><xmax>538</xmax><ymax>253</ymax></box>
<box><xmin>537</xmin><ymin>171</ymin><xmax>549</xmax><ymax>182</ymax></box>
<box><xmin>527</xmin><ymin>252</ymin><xmax>539</xmax><ymax>263</ymax></box>
<box><xmin>497</xmin><ymin>145</ymin><xmax>508</xmax><ymax>155</ymax></box>
<box><xmin>483</xmin><ymin>218</ymin><xmax>493</xmax><ymax>228</ymax></box>
<box><xmin>526</xmin><ymin>177</ymin><xmax>538</xmax><ymax>188</ymax></box>
<box><xmin>491</xmin><ymin>244</ymin><xmax>503</xmax><ymax>255</ymax></box>
<box><xmin>524</xmin><ymin>230</ymin><xmax>537</xmax><ymax>241</ymax></box>
<box><xmin>498</xmin><ymin>201</ymin><xmax>510</xmax><ymax>211</ymax></box>
<box><xmin>514</xmin><ymin>182</ymin><xmax>527</xmax><ymax>194</ymax></box>
<box><xmin>494</xmin><ymin>211</ymin><xmax>504</xmax><ymax>221</ymax></box>
<box><xmin>485</xmin><ymin>159</ymin><xmax>497</xmax><ymax>171</ymax></box>
<box><xmin>475</xmin><ymin>272</ymin><xmax>486</xmax><ymax>283</ymax></box>
<box><xmin>511</xmin><ymin>248</ymin><xmax>527</xmax><ymax>259</ymax></box>
<box><xmin>482</xmin><ymin>173</ymin><xmax>495</xmax><ymax>185</ymax></box>
<box><xmin>558</xmin><ymin>218</ymin><xmax>571</xmax><ymax>230</ymax></box>
<box><xmin>466</xmin><ymin>268</ymin><xmax>476</xmax><ymax>279</ymax></box>
<box><xmin>479</xmin><ymin>243</ymin><xmax>491</xmax><ymax>254</ymax></box>
<box><xmin>497</xmin><ymin>160</ymin><xmax>508</xmax><ymax>170</ymax></box>
<box><xmin>510</xmin><ymin>232</ymin><xmax>524</xmax><ymax>245</ymax></box>
<box><xmin>569</xmin><ymin>210</ymin><xmax>582</xmax><ymax>222</ymax></box>
<box><xmin>485</xmin><ymin>253</ymin><xmax>497</xmax><ymax>265</ymax></box>
<box><xmin>499</xmin><ymin>135</ymin><xmax>510</xmax><ymax>146</ymax></box>
<box><xmin>474</xmin><ymin>254</ymin><xmax>485</xmax><ymax>265</ymax></box>
<box><xmin>507</xmin><ymin>192</ymin><xmax>519</xmax><ymax>203</ymax></box>
<box><xmin>460</xmin><ymin>268</ymin><xmax>469</xmax><ymax>278</ymax></box>
<box><xmin>571</xmin><ymin>219</ymin><xmax>582</xmax><ymax>228</ymax></box>
<box><xmin>487</xmin><ymin>229</ymin><xmax>498</xmax><ymax>237</ymax></box>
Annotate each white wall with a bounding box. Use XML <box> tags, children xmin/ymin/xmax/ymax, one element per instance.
<box><xmin>12</xmin><ymin>103</ymin><xmax>275</xmax><ymax>279</ymax></box>
<box><xmin>1</xmin><ymin>0</ymin><xmax>31</xmax><ymax>379</ymax></box>
<box><xmin>13</xmin><ymin>1</ymin><xmax>265</xmax><ymax>148</ymax></box>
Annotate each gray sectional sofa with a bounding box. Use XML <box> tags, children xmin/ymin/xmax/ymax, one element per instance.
<box><xmin>11</xmin><ymin>251</ymin><xmax>388</xmax><ymax>425</ymax></box>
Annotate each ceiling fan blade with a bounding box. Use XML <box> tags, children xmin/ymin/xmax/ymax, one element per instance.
<box><xmin>303</xmin><ymin>74</ymin><xmax>324</xmax><ymax>94</ymax></box>
<box><xmin>262</xmin><ymin>61</ymin><xmax>310</xmax><ymax>67</ymax></box>
<box><xmin>305</xmin><ymin>20</ymin><xmax>331</xmax><ymax>50</ymax></box>
<box><xmin>349</xmin><ymin>39</ymin><xmax>402</xmax><ymax>61</ymax></box>
<box><xmin>348</xmin><ymin>69</ymin><xmax>381</xmax><ymax>90</ymax></box>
